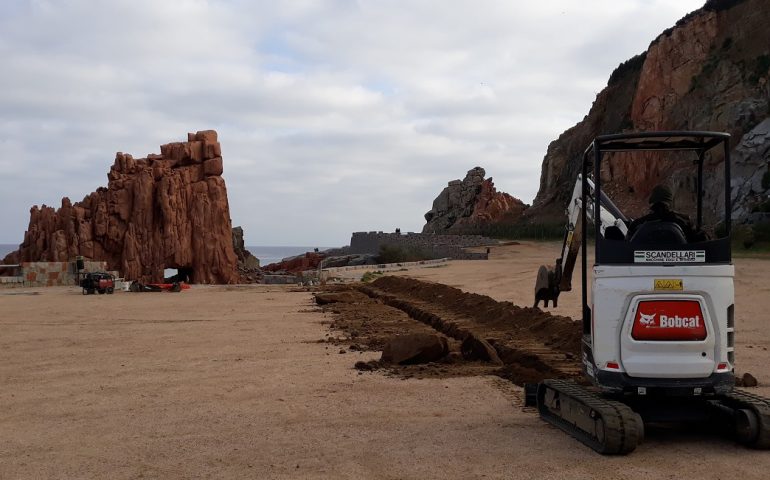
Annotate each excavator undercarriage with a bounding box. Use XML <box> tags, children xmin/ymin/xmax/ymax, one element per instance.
<box><xmin>530</xmin><ymin>380</ymin><xmax>770</xmax><ymax>453</ymax></box>
<box><xmin>536</xmin><ymin>380</ymin><xmax>644</xmax><ymax>454</ymax></box>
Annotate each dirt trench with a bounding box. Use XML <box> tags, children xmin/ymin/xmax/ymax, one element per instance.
<box><xmin>316</xmin><ymin>276</ymin><xmax>583</xmax><ymax>385</ymax></box>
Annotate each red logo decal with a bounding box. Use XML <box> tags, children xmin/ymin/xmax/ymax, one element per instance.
<box><xmin>631</xmin><ymin>300</ymin><xmax>706</xmax><ymax>341</ymax></box>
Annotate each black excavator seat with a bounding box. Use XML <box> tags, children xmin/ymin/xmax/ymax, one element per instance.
<box><xmin>630</xmin><ymin>220</ymin><xmax>687</xmax><ymax>245</ymax></box>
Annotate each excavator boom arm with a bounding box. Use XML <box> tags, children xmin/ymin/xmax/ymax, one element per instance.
<box><xmin>534</xmin><ymin>175</ymin><xmax>627</xmax><ymax>308</ymax></box>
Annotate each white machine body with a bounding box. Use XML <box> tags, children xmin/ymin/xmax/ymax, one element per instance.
<box><xmin>589</xmin><ymin>264</ymin><xmax>734</xmax><ymax>381</ymax></box>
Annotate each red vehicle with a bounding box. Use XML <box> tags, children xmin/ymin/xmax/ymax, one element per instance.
<box><xmin>129</xmin><ymin>281</ymin><xmax>190</xmax><ymax>292</ymax></box>
<box><xmin>80</xmin><ymin>272</ymin><xmax>115</xmax><ymax>295</ymax></box>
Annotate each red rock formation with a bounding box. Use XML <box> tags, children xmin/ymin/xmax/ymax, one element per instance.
<box><xmin>531</xmin><ymin>0</ymin><xmax>770</xmax><ymax>221</ymax></box>
<box><xmin>1</xmin><ymin>250</ymin><xmax>19</xmax><ymax>265</ymax></box>
<box><xmin>6</xmin><ymin>130</ymin><xmax>238</xmax><ymax>284</ymax></box>
<box><xmin>423</xmin><ymin>167</ymin><xmax>527</xmax><ymax>234</ymax></box>
<box><xmin>262</xmin><ymin>252</ymin><xmax>324</xmax><ymax>274</ymax></box>
<box><xmin>472</xmin><ymin>177</ymin><xmax>527</xmax><ymax>225</ymax></box>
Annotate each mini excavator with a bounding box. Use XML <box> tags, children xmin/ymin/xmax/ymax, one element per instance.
<box><xmin>530</xmin><ymin>131</ymin><xmax>770</xmax><ymax>454</ymax></box>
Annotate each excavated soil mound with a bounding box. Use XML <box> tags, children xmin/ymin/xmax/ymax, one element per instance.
<box><xmin>369</xmin><ymin>276</ymin><xmax>581</xmax><ymax>356</ymax></box>
<box><xmin>314</xmin><ymin>288</ymin><xmax>484</xmax><ymax>379</ymax></box>
<box><xmin>316</xmin><ymin>276</ymin><xmax>583</xmax><ymax>385</ymax></box>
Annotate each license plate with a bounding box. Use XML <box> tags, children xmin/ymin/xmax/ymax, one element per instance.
<box><xmin>654</xmin><ymin>279</ymin><xmax>683</xmax><ymax>291</ymax></box>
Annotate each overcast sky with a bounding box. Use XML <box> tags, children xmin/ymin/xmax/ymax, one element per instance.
<box><xmin>0</xmin><ymin>0</ymin><xmax>705</xmax><ymax>247</ymax></box>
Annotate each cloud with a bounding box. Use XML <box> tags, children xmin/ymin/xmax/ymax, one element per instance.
<box><xmin>0</xmin><ymin>0</ymin><xmax>704</xmax><ymax>247</ymax></box>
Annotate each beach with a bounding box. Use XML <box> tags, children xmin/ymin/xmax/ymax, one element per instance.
<box><xmin>2</xmin><ymin>241</ymin><xmax>770</xmax><ymax>479</ymax></box>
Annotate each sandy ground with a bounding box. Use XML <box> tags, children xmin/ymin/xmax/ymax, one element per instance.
<box><xmin>2</xmin><ymin>241</ymin><xmax>770</xmax><ymax>479</ymax></box>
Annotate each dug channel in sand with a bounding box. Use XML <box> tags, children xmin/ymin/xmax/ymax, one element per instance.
<box><xmin>316</xmin><ymin>276</ymin><xmax>583</xmax><ymax>385</ymax></box>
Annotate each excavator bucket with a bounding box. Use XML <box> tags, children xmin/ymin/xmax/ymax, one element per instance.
<box><xmin>534</xmin><ymin>265</ymin><xmax>559</xmax><ymax>308</ymax></box>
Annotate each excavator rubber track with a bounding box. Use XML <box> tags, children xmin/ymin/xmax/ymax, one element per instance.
<box><xmin>537</xmin><ymin>379</ymin><xmax>643</xmax><ymax>454</ymax></box>
<box><xmin>718</xmin><ymin>389</ymin><xmax>770</xmax><ymax>449</ymax></box>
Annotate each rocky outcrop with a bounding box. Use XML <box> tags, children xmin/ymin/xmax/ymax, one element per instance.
<box><xmin>321</xmin><ymin>254</ymin><xmax>377</xmax><ymax>268</ymax></box>
<box><xmin>532</xmin><ymin>0</ymin><xmax>770</xmax><ymax>223</ymax></box>
<box><xmin>423</xmin><ymin>167</ymin><xmax>527</xmax><ymax>234</ymax></box>
<box><xmin>6</xmin><ymin>130</ymin><xmax>239</xmax><ymax>284</ymax></box>
<box><xmin>732</xmin><ymin>118</ymin><xmax>770</xmax><ymax>218</ymax></box>
<box><xmin>1</xmin><ymin>249</ymin><xmax>19</xmax><ymax>266</ymax></box>
<box><xmin>232</xmin><ymin>226</ymin><xmax>260</xmax><ymax>270</ymax></box>
<box><xmin>232</xmin><ymin>226</ymin><xmax>263</xmax><ymax>283</ymax></box>
<box><xmin>262</xmin><ymin>252</ymin><xmax>325</xmax><ymax>274</ymax></box>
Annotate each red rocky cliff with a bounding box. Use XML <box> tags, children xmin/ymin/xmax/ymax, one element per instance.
<box><xmin>263</xmin><ymin>252</ymin><xmax>325</xmax><ymax>274</ymax></box>
<box><xmin>423</xmin><ymin>167</ymin><xmax>527</xmax><ymax>234</ymax></box>
<box><xmin>532</xmin><ymin>0</ymin><xmax>770</xmax><ymax>222</ymax></box>
<box><xmin>7</xmin><ymin>130</ymin><xmax>238</xmax><ymax>284</ymax></box>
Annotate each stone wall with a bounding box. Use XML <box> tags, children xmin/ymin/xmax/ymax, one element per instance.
<box><xmin>349</xmin><ymin>232</ymin><xmax>495</xmax><ymax>260</ymax></box>
<box><xmin>20</xmin><ymin>261</ymin><xmax>108</xmax><ymax>287</ymax></box>
<box><xmin>0</xmin><ymin>276</ymin><xmax>23</xmax><ymax>285</ymax></box>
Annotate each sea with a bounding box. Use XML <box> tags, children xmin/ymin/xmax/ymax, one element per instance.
<box><xmin>0</xmin><ymin>244</ymin><xmax>329</xmax><ymax>268</ymax></box>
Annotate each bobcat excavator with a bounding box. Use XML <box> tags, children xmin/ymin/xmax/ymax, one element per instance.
<box><xmin>530</xmin><ymin>131</ymin><xmax>770</xmax><ymax>454</ymax></box>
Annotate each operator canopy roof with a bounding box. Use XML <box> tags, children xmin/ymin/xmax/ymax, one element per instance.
<box><xmin>585</xmin><ymin>131</ymin><xmax>730</xmax><ymax>155</ymax></box>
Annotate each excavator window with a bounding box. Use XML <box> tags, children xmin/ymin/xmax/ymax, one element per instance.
<box><xmin>587</xmin><ymin>132</ymin><xmax>732</xmax><ymax>265</ymax></box>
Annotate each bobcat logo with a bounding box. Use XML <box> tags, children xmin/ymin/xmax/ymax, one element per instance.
<box><xmin>639</xmin><ymin>312</ymin><xmax>656</xmax><ymax>326</ymax></box>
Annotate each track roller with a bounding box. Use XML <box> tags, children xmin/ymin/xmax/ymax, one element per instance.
<box><xmin>536</xmin><ymin>379</ymin><xmax>643</xmax><ymax>454</ymax></box>
<box><xmin>718</xmin><ymin>389</ymin><xmax>770</xmax><ymax>449</ymax></box>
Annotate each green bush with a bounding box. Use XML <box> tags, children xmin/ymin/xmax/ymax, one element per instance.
<box><xmin>608</xmin><ymin>53</ymin><xmax>647</xmax><ymax>86</ymax></box>
<box><xmin>476</xmin><ymin>222</ymin><xmax>565</xmax><ymax>241</ymax></box>
<box><xmin>730</xmin><ymin>224</ymin><xmax>753</xmax><ymax>249</ymax></box>
<box><xmin>753</xmin><ymin>221</ymin><xmax>770</xmax><ymax>242</ymax></box>
<box><xmin>361</xmin><ymin>271</ymin><xmax>384</xmax><ymax>283</ymax></box>
<box><xmin>690</xmin><ymin>54</ymin><xmax>721</xmax><ymax>92</ymax></box>
<box><xmin>743</xmin><ymin>230</ymin><xmax>755</xmax><ymax>249</ymax></box>
<box><xmin>704</xmin><ymin>0</ymin><xmax>748</xmax><ymax>13</ymax></box>
<box><xmin>732</xmin><ymin>223</ymin><xmax>770</xmax><ymax>251</ymax></box>
<box><xmin>714</xmin><ymin>221</ymin><xmax>728</xmax><ymax>238</ymax></box>
<box><xmin>748</xmin><ymin>54</ymin><xmax>770</xmax><ymax>84</ymax></box>
<box><xmin>751</xmin><ymin>198</ymin><xmax>770</xmax><ymax>213</ymax></box>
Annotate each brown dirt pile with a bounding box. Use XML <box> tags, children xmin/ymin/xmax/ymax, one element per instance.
<box><xmin>315</xmin><ymin>288</ymin><xmax>442</xmax><ymax>351</ymax></box>
<box><xmin>315</xmin><ymin>288</ymin><xmax>488</xmax><ymax>379</ymax></box>
<box><xmin>316</xmin><ymin>276</ymin><xmax>583</xmax><ymax>384</ymax></box>
<box><xmin>368</xmin><ymin>276</ymin><xmax>581</xmax><ymax>356</ymax></box>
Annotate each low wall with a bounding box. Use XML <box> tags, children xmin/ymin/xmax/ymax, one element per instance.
<box><xmin>298</xmin><ymin>257</ymin><xmax>452</xmax><ymax>285</ymax></box>
<box><xmin>321</xmin><ymin>257</ymin><xmax>450</xmax><ymax>273</ymax></box>
<box><xmin>262</xmin><ymin>275</ymin><xmax>298</xmax><ymax>285</ymax></box>
<box><xmin>349</xmin><ymin>231</ymin><xmax>494</xmax><ymax>260</ymax></box>
<box><xmin>21</xmin><ymin>261</ymin><xmax>109</xmax><ymax>287</ymax></box>
<box><xmin>0</xmin><ymin>276</ymin><xmax>23</xmax><ymax>285</ymax></box>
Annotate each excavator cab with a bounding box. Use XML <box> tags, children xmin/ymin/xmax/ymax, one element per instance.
<box><xmin>579</xmin><ymin>132</ymin><xmax>733</xmax><ymax>392</ymax></box>
<box><xmin>532</xmin><ymin>132</ymin><xmax>770</xmax><ymax>454</ymax></box>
